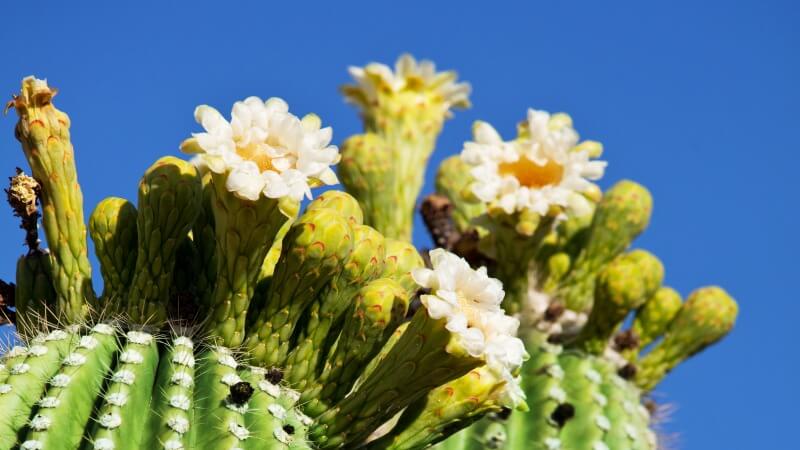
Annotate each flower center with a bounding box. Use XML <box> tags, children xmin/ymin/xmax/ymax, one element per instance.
<box><xmin>498</xmin><ymin>156</ymin><xmax>564</xmax><ymax>188</ymax></box>
<box><xmin>236</xmin><ymin>142</ymin><xmax>278</xmax><ymax>172</ymax></box>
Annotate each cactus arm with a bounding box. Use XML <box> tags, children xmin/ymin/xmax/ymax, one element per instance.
<box><xmin>0</xmin><ymin>332</ymin><xmax>76</xmax><ymax>447</ymax></box>
<box><xmin>204</xmin><ymin>172</ymin><xmax>299</xmax><ymax>347</ymax></box>
<box><xmin>244</xmin><ymin>208</ymin><xmax>353</xmax><ymax>367</ymax></box>
<box><xmin>89</xmin><ymin>197</ymin><xmax>138</xmax><ymax>302</ymax></box>
<box><xmin>284</xmin><ymin>224</ymin><xmax>386</xmax><ymax>391</ymax></box>
<box><xmin>369</xmin><ymin>365</ymin><xmax>508</xmax><ymax>450</ymax></box>
<box><xmin>636</xmin><ymin>286</ymin><xmax>737</xmax><ymax>390</ymax></box>
<box><xmin>628</xmin><ymin>286</ymin><xmax>682</xmax><ymax>353</ymax></box>
<box><xmin>15</xmin><ymin>251</ymin><xmax>56</xmax><ymax>319</ymax></box>
<box><xmin>555</xmin><ymin>354</ymin><xmax>608</xmax><ymax>450</ymax></box>
<box><xmin>9</xmin><ymin>77</ymin><xmax>96</xmax><ymax>321</ymax></box>
<box><xmin>572</xmin><ymin>250</ymin><xmax>664</xmax><ymax>355</ymax></box>
<box><xmin>310</xmin><ymin>308</ymin><xmax>482</xmax><ymax>448</ymax></box>
<box><xmin>241</xmin><ymin>367</ymin><xmax>313</xmax><ymax>450</ymax></box>
<box><xmin>302</xmin><ymin>278</ymin><xmax>408</xmax><ymax>418</ymax></box>
<box><xmin>380</xmin><ymin>239</ymin><xmax>425</xmax><ymax>297</ymax></box>
<box><xmin>145</xmin><ymin>335</ymin><xmax>197</xmax><ymax>450</ymax></box>
<box><xmin>19</xmin><ymin>326</ymin><xmax>117</xmax><ymax>450</ymax></box>
<box><xmin>505</xmin><ymin>334</ymin><xmax>562</xmax><ymax>450</ymax></box>
<box><xmin>193</xmin><ymin>347</ymin><xmax>251</xmax><ymax>449</ymax></box>
<box><xmin>557</xmin><ymin>180</ymin><xmax>653</xmax><ymax>312</ymax></box>
<box><xmin>88</xmin><ymin>331</ymin><xmax>159</xmax><ymax>450</ymax></box>
<box><xmin>434</xmin><ymin>156</ymin><xmax>486</xmax><ymax>233</ymax></box>
<box><xmin>125</xmin><ymin>157</ymin><xmax>202</xmax><ymax>324</ymax></box>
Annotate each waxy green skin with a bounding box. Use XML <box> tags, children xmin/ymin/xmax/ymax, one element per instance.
<box><xmin>632</xmin><ymin>287</ymin><xmax>682</xmax><ymax>349</ymax></box>
<box><xmin>284</xmin><ymin>223</ymin><xmax>386</xmax><ymax>392</ymax></box>
<box><xmin>0</xmin><ymin>328</ymin><xmax>314</xmax><ymax>450</ymax></box>
<box><xmin>434</xmin><ymin>156</ymin><xmax>486</xmax><ymax>233</ymax></box>
<box><xmin>89</xmin><ymin>197</ymin><xmax>138</xmax><ymax>302</ymax></box>
<box><xmin>244</xmin><ymin>207</ymin><xmax>354</xmax><ymax>368</ymax></box>
<box><xmin>339</xmin><ymin>80</ymin><xmax>466</xmax><ymax>241</ymax></box>
<box><xmin>573</xmin><ymin>250</ymin><xmax>664</xmax><ymax>355</ymax></box>
<box><xmin>204</xmin><ymin>170</ymin><xmax>299</xmax><ymax>347</ymax></box>
<box><xmin>15</xmin><ymin>250</ymin><xmax>56</xmax><ymax>319</ymax></box>
<box><xmin>302</xmin><ymin>278</ymin><xmax>409</xmax><ymax>419</ymax></box>
<box><xmin>557</xmin><ymin>180</ymin><xmax>653</xmax><ymax>313</ymax></box>
<box><xmin>125</xmin><ymin>157</ymin><xmax>202</xmax><ymax>324</ymax></box>
<box><xmin>10</xmin><ymin>79</ymin><xmax>96</xmax><ymax>321</ymax></box>
<box><xmin>370</xmin><ymin>365</ymin><xmax>509</xmax><ymax>450</ymax></box>
<box><xmin>636</xmin><ymin>286</ymin><xmax>737</xmax><ymax>390</ymax></box>
<box><xmin>441</xmin><ymin>331</ymin><xmax>657</xmax><ymax>450</ymax></box>
<box><xmin>311</xmin><ymin>308</ymin><xmax>483</xmax><ymax>449</ymax></box>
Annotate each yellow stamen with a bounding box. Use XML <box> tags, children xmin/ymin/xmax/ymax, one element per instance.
<box><xmin>236</xmin><ymin>143</ymin><xmax>276</xmax><ymax>172</ymax></box>
<box><xmin>498</xmin><ymin>156</ymin><xmax>564</xmax><ymax>188</ymax></box>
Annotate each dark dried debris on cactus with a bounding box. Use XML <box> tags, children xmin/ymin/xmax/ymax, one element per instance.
<box><xmin>6</xmin><ymin>167</ymin><xmax>41</xmax><ymax>252</ymax></box>
<box><xmin>614</xmin><ymin>329</ymin><xmax>640</xmax><ymax>351</ymax></box>
<box><xmin>0</xmin><ymin>279</ymin><xmax>15</xmax><ymax>325</ymax></box>
<box><xmin>420</xmin><ymin>193</ymin><xmax>493</xmax><ymax>268</ymax></box>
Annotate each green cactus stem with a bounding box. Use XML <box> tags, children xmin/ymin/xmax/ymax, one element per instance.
<box><xmin>192</xmin><ymin>171</ymin><xmax>218</xmax><ymax>311</ymax></box>
<box><xmin>339</xmin><ymin>54</ymin><xmax>471</xmax><ymax>241</ymax></box>
<box><xmin>368</xmin><ymin>365</ymin><xmax>512</xmax><ymax>450</ymax></box>
<box><xmin>0</xmin><ymin>325</ymin><xmax>322</xmax><ymax>450</ymax></box>
<box><xmin>0</xmin><ymin>329</ymin><xmax>77</xmax><ymax>447</ymax></box>
<box><xmin>621</xmin><ymin>286</ymin><xmax>683</xmax><ymax>361</ymax></box>
<box><xmin>8</xmin><ymin>77</ymin><xmax>96</xmax><ymax>321</ymax></box>
<box><xmin>18</xmin><ymin>325</ymin><xmax>118</xmax><ymax>450</ymax></box>
<box><xmin>15</xmin><ymin>251</ymin><xmax>56</xmax><ymax>321</ymax></box>
<box><xmin>89</xmin><ymin>197</ymin><xmax>138</xmax><ymax>302</ymax></box>
<box><xmin>146</xmin><ymin>335</ymin><xmax>197</xmax><ymax>449</ymax></box>
<box><xmin>203</xmin><ymin>170</ymin><xmax>299</xmax><ymax>347</ymax></box>
<box><xmin>489</xmin><ymin>331</ymin><xmax>658</xmax><ymax>450</ymax></box>
<box><xmin>310</xmin><ymin>306</ymin><xmax>483</xmax><ymax>448</ymax></box>
<box><xmin>302</xmin><ymin>278</ymin><xmax>408</xmax><ymax>418</ymax></box>
<box><xmin>557</xmin><ymin>180</ymin><xmax>653</xmax><ymax>313</ymax></box>
<box><xmin>636</xmin><ymin>286</ymin><xmax>738</xmax><ymax>390</ymax></box>
<box><xmin>87</xmin><ymin>330</ymin><xmax>160</xmax><ymax>449</ymax></box>
<box><xmin>572</xmin><ymin>250</ymin><xmax>664</xmax><ymax>355</ymax></box>
<box><xmin>125</xmin><ymin>157</ymin><xmax>202</xmax><ymax>324</ymax></box>
<box><xmin>434</xmin><ymin>156</ymin><xmax>486</xmax><ymax>233</ymax></box>
<box><xmin>284</xmin><ymin>223</ymin><xmax>386</xmax><ymax>392</ymax></box>
<box><xmin>244</xmin><ymin>206</ymin><xmax>353</xmax><ymax>367</ymax></box>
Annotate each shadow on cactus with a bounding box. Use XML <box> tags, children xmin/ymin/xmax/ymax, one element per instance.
<box><xmin>0</xmin><ymin>54</ymin><xmax>736</xmax><ymax>450</ymax></box>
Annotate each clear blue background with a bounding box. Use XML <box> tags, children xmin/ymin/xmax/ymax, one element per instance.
<box><xmin>0</xmin><ymin>1</ymin><xmax>796</xmax><ymax>448</ymax></box>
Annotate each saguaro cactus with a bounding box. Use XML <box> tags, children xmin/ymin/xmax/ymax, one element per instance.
<box><xmin>1</xmin><ymin>68</ymin><xmax>737</xmax><ymax>450</ymax></box>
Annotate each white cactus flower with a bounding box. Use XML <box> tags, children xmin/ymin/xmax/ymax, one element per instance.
<box><xmin>182</xmin><ymin>97</ymin><xmax>339</xmax><ymax>202</ymax></box>
<box><xmin>412</xmin><ymin>249</ymin><xmax>527</xmax><ymax>406</ymax></box>
<box><xmin>461</xmin><ymin>110</ymin><xmax>606</xmax><ymax>216</ymax></box>
<box><xmin>343</xmin><ymin>53</ymin><xmax>471</xmax><ymax>117</ymax></box>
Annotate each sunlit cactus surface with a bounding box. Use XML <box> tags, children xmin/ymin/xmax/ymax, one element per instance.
<box><xmin>0</xmin><ymin>56</ymin><xmax>736</xmax><ymax>450</ymax></box>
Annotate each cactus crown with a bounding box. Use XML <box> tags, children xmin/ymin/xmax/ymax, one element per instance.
<box><xmin>1</xmin><ymin>58</ymin><xmax>736</xmax><ymax>450</ymax></box>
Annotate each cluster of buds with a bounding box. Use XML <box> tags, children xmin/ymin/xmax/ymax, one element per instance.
<box><xmin>421</xmin><ymin>106</ymin><xmax>737</xmax><ymax>449</ymax></box>
<box><xmin>0</xmin><ymin>52</ymin><xmax>737</xmax><ymax>450</ymax></box>
<box><xmin>2</xmin><ymin>75</ymin><xmax>526</xmax><ymax>450</ymax></box>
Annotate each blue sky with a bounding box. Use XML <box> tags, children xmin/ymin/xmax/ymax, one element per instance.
<box><xmin>0</xmin><ymin>1</ymin><xmax>796</xmax><ymax>448</ymax></box>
